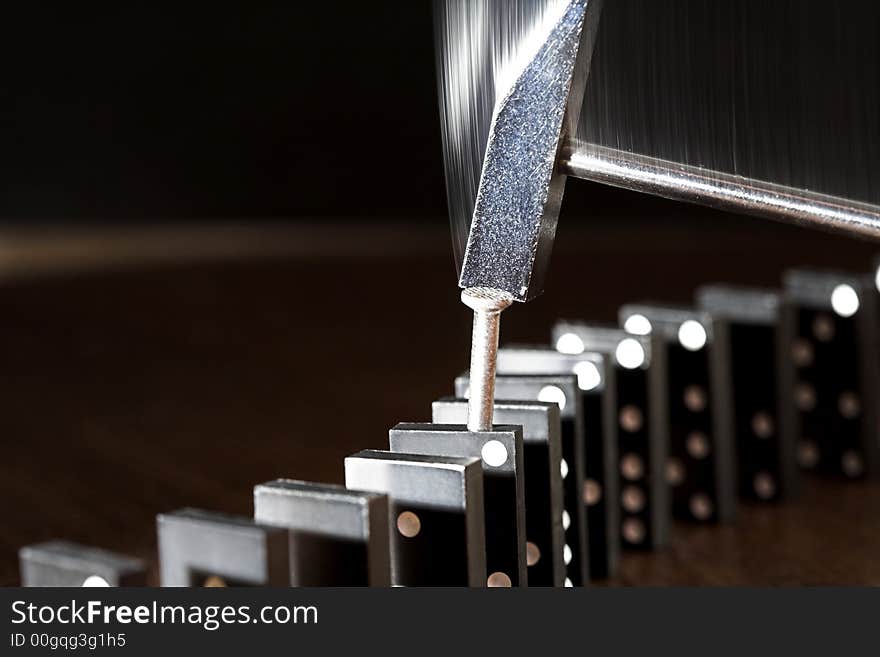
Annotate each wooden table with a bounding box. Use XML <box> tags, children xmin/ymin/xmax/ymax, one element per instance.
<box><xmin>1</xmin><ymin>220</ymin><xmax>876</xmax><ymax>585</ymax></box>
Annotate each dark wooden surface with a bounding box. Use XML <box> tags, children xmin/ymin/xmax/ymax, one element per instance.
<box><xmin>1</xmin><ymin>217</ymin><xmax>878</xmax><ymax>586</ymax></box>
<box><xmin>614</xmin><ymin>478</ymin><xmax>880</xmax><ymax>586</ymax></box>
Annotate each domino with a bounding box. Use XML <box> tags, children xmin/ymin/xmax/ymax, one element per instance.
<box><xmin>697</xmin><ymin>285</ymin><xmax>797</xmax><ymax>501</ymax></box>
<box><xmin>456</xmin><ymin>373</ymin><xmax>589</xmax><ymax>586</ymax></box>
<box><xmin>431</xmin><ymin>398</ymin><xmax>566</xmax><ymax>586</ymax></box>
<box><xmin>494</xmin><ymin>347</ymin><xmax>620</xmax><ymax>579</ymax></box>
<box><xmin>344</xmin><ymin>450</ymin><xmax>486</xmax><ymax>586</ymax></box>
<box><xmin>253</xmin><ymin>479</ymin><xmax>391</xmax><ymax>586</ymax></box>
<box><xmin>782</xmin><ymin>269</ymin><xmax>880</xmax><ymax>478</ymax></box>
<box><xmin>157</xmin><ymin>509</ymin><xmax>289</xmax><ymax>586</ymax></box>
<box><xmin>389</xmin><ymin>423</ymin><xmax>526</xmax><ymax>587</ymax></box>
<box><xmin>19</xmin><ymin>541</ymin><xmax>146</xmax><ymax>587</ymax></box>
<box><xmin>552</xmin><ymin>321</ymin><xmax>669</xmax><ymax>549</ymax></box>
<box><xmin>619</xmin><ymin>304</ymin><xmax>736</xmax><ymax>524</ymax></box>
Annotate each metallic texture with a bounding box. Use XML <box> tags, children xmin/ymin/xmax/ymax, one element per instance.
<box><xmin>461</xmin><ymin>286</ymin><xmax>513</xmax><ymax>431</ymax></box>
<box><xmin>157</xmin><ymin>508</ymin><xmax>289</xmax><ymax>587</ymax></box>
<box><xmin>436</xmin><ymin>0</ymin><xmax>604</xmax><ymax>300</ymax></box>
<box><xmin>576</xmin><ymin>0</ymin><xmax>879</xmax><ymax>229</ymax></box>
<box><xmin>344</xmin><ymin>450</ymin><xmax>487</xmax><ymax>587</ymax></box>
<box><xmin>620</xmin><ymin>304</ymin><xmax>716</xmax><ymax>343</ymax></box>
<box><xmin>552</xmin><ymin>321</ymin><xmax>652</xmax><ymax>369</ymax></box>
<box><xmin>19</xmin><ymin>541</ymin><xmax>146</xmax><ymax>587</ymax></box>
<box><xmin>436</xmin><ymin>0</ymin><xmax>578</xmax><ymax>271</ymax></box>
<box><xmin>783</xmin><ymin>269</ymin><xmax>872</xmax><ymax>310</ymax></box>
<box><xmin>695</xmin><ymin>285</ymin><xmax>782</xmax><ymax>325</ymax></box>
<box><xmin>432</xmin><ymin>398</ymin><xmax>566</xmax><ymax>586</ymax></box>
<box><xmin>253</xmin><ymin>479</ymin><xmax>390</xmax><ymax>586</ymax></box>
<box><xmin>496</xmin><ymin>344</ymin><xmax>608</xmax><ymax>391</ymax></box>
<box><xmin>389</xmin><ymin>423</ymin><xmax>527</xmax><ymax>586</ymax></box>
<box><xmin>439</xmin><ymin>0</ymin><xmax>880</xmax><ymax>281</ymax></box>
<box><xmin>564</xmin><ymin>145</ymin><xmax>880</xmax><ymax>241</ymax></box>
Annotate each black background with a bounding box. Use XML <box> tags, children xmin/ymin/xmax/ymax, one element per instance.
<box><xmin>0</xmin><ymin>3</ymin><xmax>445</xmax><ymax>220</ymax></box>
<box><xmin>0</xmin><ymin>2</ymin><xmax>714</xmax><ymax>224</ymax></box>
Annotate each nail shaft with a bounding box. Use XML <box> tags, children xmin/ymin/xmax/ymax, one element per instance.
<box><xmin>461</xmin><ymin>287</ymin><xmax>514</xmax><ymax>432</ymax></box>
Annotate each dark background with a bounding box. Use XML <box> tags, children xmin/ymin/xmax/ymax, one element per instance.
<box><xmin>0</xmin><ymin>1</ymin><xmax>724</xmax><ymax>224</ymax></box>
<box><xmin>581</xmin><ymin>0</ymin><xmax>880</xmax><ymax>204</ymax></box>
<box><xmin>0</xmin><ymin>3</ymin><xmax>448</xmax><ymax>220</ymax></box>
<box><xmin>0</xmin><ymin>4</ymin><xmax>439</xmax><ymax>219</ymax></box>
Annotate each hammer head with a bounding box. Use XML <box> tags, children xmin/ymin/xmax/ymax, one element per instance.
<box><xmin>435</xmin><ymin>0</ymin><xmax>603</xmax><ymax>301</ymax></box>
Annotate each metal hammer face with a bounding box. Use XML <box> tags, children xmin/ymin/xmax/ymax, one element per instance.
<box><xmin>157</xmin><ymin>509</ymin><xmax>289</xmax><ymax>587</ymax></box>
<box><xmin>437</xmin><ymin>0</ymin><xmax>604</xmax><ymax>301</ymax></box>
<box><xmin>344</xmin><ymin>450</ymin><xmax>486</xmax><ymax>587</ymax></box>
<box><xmin>388</xmin><ymin>423</ymin><xmax>526</xmax><ymax>587</ymax></box>
<box><xmin>254</xmin><ymin>479</ymin><xmax>391</xmax><ymax>586</ymax></box>
<box><xmin>431</xmin><ymin>398</ymin><xmax>566</xmax><ymax>587</ymax></box>
<box><xmin>19</xmin><ymin>541</ymin><xmax>146</xmax><ymax>587</ymax></box>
